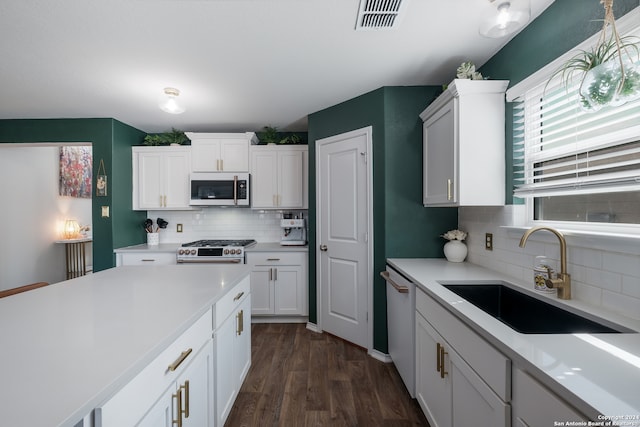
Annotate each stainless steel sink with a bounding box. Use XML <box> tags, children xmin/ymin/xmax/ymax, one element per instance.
<box><xmin>442</xmin><ymin>283</ymin><xmax>632</xmax><ymax>334</ymax></box>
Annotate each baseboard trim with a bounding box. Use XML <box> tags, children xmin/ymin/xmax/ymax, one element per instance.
<box><xmin>251</xmin><ymin>315</ymin><xmax>308</xmax><ymax>324</ymax></box>
<box><xmin>369</xmin><ymin>348</ymin><xmax>392</xmax><ymax>363</ymax></box>
<box><xmin>306</xmin><ymin>322</ymin><xmax>322</xmax><ymax>333</ymax></box>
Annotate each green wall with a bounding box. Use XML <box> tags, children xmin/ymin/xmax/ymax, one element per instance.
<box><xmin>479</xmin><ymin>0</ymin><xmax>640</xmax><ymax>204</ymax></box>
<box><xmin>308</xmin><ymin>87</ymin><xmax>458</xmax><ymax>352</ymax></box>
<box><xmin>0</xmin><ymin>119</ymin><xmax>147</xmax><ymax>272</ymax></box>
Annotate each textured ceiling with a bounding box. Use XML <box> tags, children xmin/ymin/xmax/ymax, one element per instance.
<box><xmin>0</xmin><ymin>0</ymin><xmax>554</xmax><ymax>133</ymax></box>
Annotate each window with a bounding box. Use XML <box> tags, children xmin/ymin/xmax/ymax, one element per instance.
<box><xmin>510</xmin><ymin>9</ymin><xmax>640</xmax><ymax>230</ymax></box>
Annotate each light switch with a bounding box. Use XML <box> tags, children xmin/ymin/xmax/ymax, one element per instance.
<box><xmin>101</xmin><ymin>206</ymin><xmax>110</xmax><ymax>218</ymax></box>
<box><xmin>177</xmin><ymin>224</ymin><xmax>183</xmax><ymax>233</ymax></box>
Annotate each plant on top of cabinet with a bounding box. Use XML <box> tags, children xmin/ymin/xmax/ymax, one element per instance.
<box><xmin>258</xmin><ymin>126</ymin><xmax>280</xmax><ymax>145</ymax></box>
<box><xmin>143</xmin><ymin>128</ymin><xmax>190</xmax><ymax>146</ymax></box>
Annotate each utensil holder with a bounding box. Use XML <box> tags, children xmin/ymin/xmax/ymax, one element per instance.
<box><xmin>147</xmin><ymin>232</ymin><xmax>159</xmax><ymax>246</ymax></box>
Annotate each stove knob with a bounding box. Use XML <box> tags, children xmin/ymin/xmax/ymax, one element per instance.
<box><xmin>178</xmin><ymin>249</ymin><xmax>184</xmax><ymax>255</ymax></box>
<box><xmin>190</xmin><ymin>249</ymin><xmax>197</xmax><ymax>255</ymax></box>
<box><xmin>224</xmin><ymin>249</ymin><xmax>229</xmax><ymax>255</ymax></box>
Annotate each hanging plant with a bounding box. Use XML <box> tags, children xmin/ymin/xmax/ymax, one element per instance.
<box><xmin>549</xmin><ymin>0</ymin><xmax>640</xmax><ymax>112</ymax></box>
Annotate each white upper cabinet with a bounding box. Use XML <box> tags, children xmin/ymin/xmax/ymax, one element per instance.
<box><xmin>133</xmin><ymin>146</ymin><xmax>192</xmax><ymax>210</ymax></box>
<box><xmin>420</xmin><ymin>79</ymin><xmax>509</xmax><ymax>207</ymax></box>
<box><xmin>250</xmin><ymin>145</ymin><xmax>308</xmax><ymax>209</ymax></box>
<box><xmin>187</xmin><ymin>132</ymin><xmax>258</xmax><ymax>172</ymax></box>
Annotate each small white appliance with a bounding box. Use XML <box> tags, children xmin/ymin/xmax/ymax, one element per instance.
<box><xmin>189</xmin><ymin>172</ymin><xmax>250</xmax><ymax>207</ymax></box>
<box><xmin>280</xmin><ymin>218</ymin><xmax>307</xmax><ymax>246</ymax></box>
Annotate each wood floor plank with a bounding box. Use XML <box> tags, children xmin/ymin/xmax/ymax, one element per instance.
<box><xmin>225</xmin><ymin>323</ymin><xmax>429</xmax><ymax>427</ymax></box>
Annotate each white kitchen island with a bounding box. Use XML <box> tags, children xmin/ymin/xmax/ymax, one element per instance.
<box><xmin>0</xmin><ymin>264</ymin><xmax>250</xmax><ymax>427</ymax></box>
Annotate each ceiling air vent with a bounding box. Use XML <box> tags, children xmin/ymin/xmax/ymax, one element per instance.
<box><xmin>355</xmin><ymin>0</ymin><xmax>408</xmax><ymax>30</ymax></box>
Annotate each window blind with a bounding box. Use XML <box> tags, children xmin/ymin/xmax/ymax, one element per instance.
<box><xmin>513</xmin><ymin>64</ymin><xmax>640</xmax><ymax>198</ymax></box>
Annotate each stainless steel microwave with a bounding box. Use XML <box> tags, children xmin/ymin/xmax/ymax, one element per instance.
<box><xmin>189</xmin><ymin>173</ymin><xmax>250</xmax><ymax>206</ymax></box>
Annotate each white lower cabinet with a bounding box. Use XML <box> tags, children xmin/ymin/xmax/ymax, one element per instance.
<box><xmin>246</xmin><ymin>252</ymin><xmax>307</xmax><ymax>316</ymax></box>
<box><xmin>95</xmin><ymin>277</ymin><xmax>252</xmax><ymax>427</ymax></box>
<box><xmin>138</xmin><ymin>342</ymin><xmax>214</xmax><ymax>427</ymax></box>
<box><xmin>95</xmin><ymin>308</ymin><xmax>213</xmax><ymax>427</ymax></box>
<box><xmin>512</xmin><ymin>368</ymin><xmax>587</xmax><ymax>426</ymax></box>
<box><xmin>215</xmin><ymin>277</ymin><xmax>251</xmax><ymax>426</ymax></box>
<box><xmin>415</xmin><ymin>288</ymin><xmax>510</xmax><ymax>427</ymax></box>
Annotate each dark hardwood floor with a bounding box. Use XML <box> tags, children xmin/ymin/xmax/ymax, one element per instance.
<box><xmin>225</xmin><ymin>323</ymin><xmax>429</xmax><ymax>427</ymax></box>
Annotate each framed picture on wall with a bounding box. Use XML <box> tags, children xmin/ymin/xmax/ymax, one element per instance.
<box><xmin>96</xmin><ymin>159</ymin><xmax>107</xmax><ymax>197</ymax></box>
<box><xmin>59</xmin><ymin>146</ymin><xmax>92</xmax><ymax>198</ymax></box>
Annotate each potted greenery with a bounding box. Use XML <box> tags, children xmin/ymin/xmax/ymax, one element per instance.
<box><xmin>258</xmin><ymin>126</ymin><xmax>280</xmax><ymax>145</ymax></box>
<box><xmin>143</xmin><ymin>128</ymin><xmax>189</xmax><ymax>146</ymax></box>
<box><xmin>548</xmin><ymin>0</ymin><xmax>640</xmax><ymax>111</ymax></box>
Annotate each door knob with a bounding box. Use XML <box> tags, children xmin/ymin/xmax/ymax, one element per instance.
<box><xmin>319</xmin><ymin>244</ymin><xmax>328</xmax><ymax>251</ymax></box>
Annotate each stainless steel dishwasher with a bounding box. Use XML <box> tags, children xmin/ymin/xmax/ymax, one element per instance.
<box><xmin>381</xmin><ymin>264</ymin><xmax>416</xmax><ymax>397</ymax></box>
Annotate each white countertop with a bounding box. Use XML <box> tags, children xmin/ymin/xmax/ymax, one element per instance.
<box><xmin>0</xmin><ymin>264</ymin><xmax>250</xmax><ymax>427</ymax></box>
<box><xmin>387</xmin><ymin>258</ymin><xmax>640</xmax><ymax>421</ymax></box>
<box><xmin>114</xmin><ymin>242</ymin><xmax>309</xmax><ymax>253</ymax></box>
<box><xmin>114</xmin><ymin>242</ymin><xmax>180</xmax><ymax>252</ymax></box>
<box><xmin>246</xmin><ymin>242</ymin><xmax>308</xmax><ymax>252</ymax></box>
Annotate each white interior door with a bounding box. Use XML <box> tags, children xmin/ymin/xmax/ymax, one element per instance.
<box><xmin>316</xmin><ymin>127</ymin><xmax>372</xmax><ymax>349</ymax></box>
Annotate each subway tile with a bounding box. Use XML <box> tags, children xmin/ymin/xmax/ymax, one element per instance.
<box><xmin>602</xmin><ymin>290</ymin><xmax>640</xmax><ymax>321</ymax></box>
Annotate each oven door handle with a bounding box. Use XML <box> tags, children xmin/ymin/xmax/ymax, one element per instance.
<box><xmin>177</xmin><ymin>258</ymin><xmax>243</xmax><ymax>264</ymax></box>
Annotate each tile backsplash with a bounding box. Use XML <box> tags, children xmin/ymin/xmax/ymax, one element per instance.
<box><xmin>459</xmin><ymin>205</ymin><xmax>640</xmax><ymax>321</ymax></box>
<box><xmin>148</xmin><ymin>209</ymin><xmax>307</xmax><ymax>244</ymax></box>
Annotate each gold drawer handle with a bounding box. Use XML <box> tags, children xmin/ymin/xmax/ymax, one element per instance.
<box><xmin>233</xmin><ymin>291</ymin><xmax>245</xmax><ymax>301</ymax></box>
<box><xmin>168</xmin><ymin>348</ymin><xmax>193</xmax><ymax>372</ymax></box>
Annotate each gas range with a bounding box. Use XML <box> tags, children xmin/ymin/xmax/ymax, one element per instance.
<box><xmin>176</xmin><ymin>239</ymin><xmax>257</xmax><ymax>263</ymax></box>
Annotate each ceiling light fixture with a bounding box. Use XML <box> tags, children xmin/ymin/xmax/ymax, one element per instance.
<box><xmin>158</xmin><ymin>87</ymin><xmax>186</xmax><ymax>114</ymax></box>
<box><xmin>479</xmin><ymin>0</ymin><xmax>530</xmax><ymax>38</ymax></box>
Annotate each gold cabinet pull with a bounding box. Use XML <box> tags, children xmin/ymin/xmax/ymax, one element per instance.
<box><xmin>233</xmin><ymin>291</ymin><xmax>245</xmax><ymax>301</ymax></box>
<box><xmin>273</xmin><ymin>268</ymin><xmax>277</xmax><ymax>281</ymax></box>
<box><xmin>237</xmin><ymin>309</ymin><xmax>244</xmax><ymax>335</ymax></box>
<box><xmin>436</xmin><ymin>342</ymin><xmax>441</xmax><ymax>373</ymax></box>
<box><xmin>439</xmin><ymin>345</ymin><xmax>448</xmax><ymax>379</ymax></box>
<box><xmin>183</xmin><ymin>380</ymin><xmax>190</xmax><ymax>418</ymax></box>
<box><xmin>173</xmin><ymin>386</ymin><xmax>183</xmax><ymax>427</ymax></box>
<box><xmin>168</xmin><ymin>348</ymin><xmax>193</xmax><ymax>372</ymax></box>
<box><xmin>267</xmin><ymin>258</ymin><xmax>281</xmax><ymax>261</ymax></box>
<box><xmin>447</xmin><ymin>179</ymin><xmax>452</xmax><ymax>201</ymax></box>
<box><xmin>269</xmin><ymin>268</ymin><xmax>272</xmax><ymax>281</ymax></box>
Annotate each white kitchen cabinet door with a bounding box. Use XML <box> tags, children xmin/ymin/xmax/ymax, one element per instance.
<box><xmin>423</xmin><ymin>99</ymin><xmax>456</xmax><ymax>205</ymax></box>
<box><xmin>273</xmin><ymin>265</ymin><xmax>304</xmax><ymax>315</ymax></box>
<box><xmin>512</xmin><ymin>367</ymin><xmax>586</xmax><ymax>426</ymax></box>
<box><xmin>249</xmin><ymin>145</ymin><xmax>307</xmax><ymax>209</ymax></box>
<box><xmin>234</xmin><ymin>296</ymin><xmax>252</xmax><ymax>388</ymax></box>
<box><xmin>419</xmin><ymin>79</ymin><xmax>508</xmax><ymax>207</ymax></box>
<box><xmin>134</xmin><ymin>147</ymin><xmax>191</xmax><ymax>210</ymax></box>
<box><xmin>188</xmin><ymin>133</ymin><xmax>255</xmax><ymax>172</ymax></box>
<box><xmin>137</xmin><ymin>343</ymin><xmax>214</xmax><ymax>427</ymax></box>
<box><xmin>250</xmin><ymin>268</ymin><xmax>275</xmax><ymax>315</ymax></box>
<box><xmin>450</xmin><ymin>348</ymin><xmax>510</xmax><ymax>427</ymax></box>
<box><xmin>179</xmin><ymin>342</ymin><xmax>214</xmax><ymax>427</ymax></box>
<box><xmin>246</xmin><ymin>252</ymin><xmax>308</xmax><ymax>317</ymax></box>
<box><xmin>215</xmin><ymin>286</ymin><xmax>251</xmax><ymax>427</ymax></box>
<box><xmin>136</xmin><ymin>384</ymin><xmax>173</xmax><ymax>427</ymax></box>
<box><xmin>277</xmin><ymin>150</ymin><xmax>304</xmax><ymax>208</ymax></box>
<box><xmin>415</xmin><ymin>313</ymin><xmax>452</xmax><ymax>427</ymax></box>
<box><xmin>250</xmin><ymin>149</ymin><xmax>279</xmax><ymax>208</ymax></box>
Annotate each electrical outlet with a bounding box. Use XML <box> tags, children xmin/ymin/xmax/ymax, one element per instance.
<box><xmin>485</xmin><ymin>233</ymin><xmax>493</xmax><ymax>251</ymax></box>
<box><xmin>101</xmin><ymin>206</ymin><xmax>109</xmax><ymax>218</ymax></box>
<box><xmin>177</xmin><ymin>224</ymin><xmax>183</xmax><ymax>233</ymax></box>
